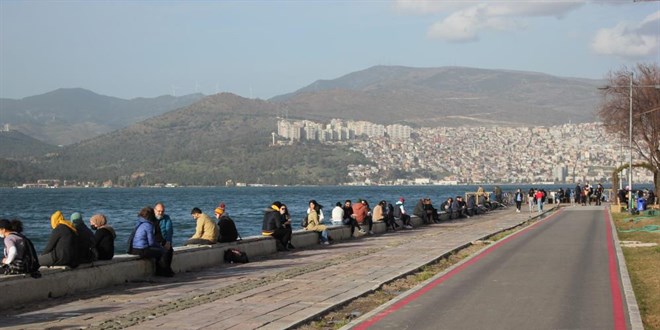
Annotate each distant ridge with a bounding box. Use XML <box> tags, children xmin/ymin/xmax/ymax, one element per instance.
<box><xmin>0</xmin><ymin>129</ymin><xmax>58</xmax><ymax>159</ymax></box>
<box><xmin>271</xmin><ymin>65</ymin><xmax>604</xmax><ymax>127</ymax></box>
<box><xmin>0</xmin><ymin>88</ymin><xmax>204</xmax><ymax>145</ymax></box>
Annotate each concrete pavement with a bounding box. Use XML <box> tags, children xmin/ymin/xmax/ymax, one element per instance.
<box><xmin>2</xmin><ymin>204</ymin><xmax>635</xmax><ymax>330</ymax></box>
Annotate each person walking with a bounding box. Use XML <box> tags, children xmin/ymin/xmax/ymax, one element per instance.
<box><xmin>514</xmin><ymin>189</ymin><xmax>523</xmax><ymax>213</ymax></box>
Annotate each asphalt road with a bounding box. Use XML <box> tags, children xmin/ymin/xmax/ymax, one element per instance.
<box><xmin>351</xmin><ymin>206</ymin><xmax>627</xmax><ymax>330</ymax></box>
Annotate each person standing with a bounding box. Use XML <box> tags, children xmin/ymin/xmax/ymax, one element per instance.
<box><xmin>89</xmin><ymin>213</ymin><xmax>115</xmax><ymax>261</ymax></box>
<box><xmin>215</xmin><ymin>203</ymin><xmax>239</xmax><ymax>243</ymax></box>
<box><xmin>279</xmin><ymin>204</ymin><xmax>294</xmax><ymax>249</ymax></box>
<box><xmin>185</xmin><ymin>208</ymin><xmax>219</xmax><ymax>245</ymax></box>
<box><xmin>527</xmin><ymin>188</ymin><xmax>535</xmax><ymax>213</ymax></box>
<box><xmin>534</xmin><ymin>189</ymin><xmax>545</xmax><ymax>213</ymax></box>
<box><xmin>514</xmin><ymin>189</ymin><xmax>523</xmax><ymax>213</ymax></box>
<box><xmin>154</xmin><ymin>203</ymin><xmax>174</xmax><ymax>276</ymax></box>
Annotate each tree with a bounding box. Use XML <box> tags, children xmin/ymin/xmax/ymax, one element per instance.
<box><xmin>598</xmin><ymin>63</ymin><xmax>660</xmax><ymax>198</ymax></box>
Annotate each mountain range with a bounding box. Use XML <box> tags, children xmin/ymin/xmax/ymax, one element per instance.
<box><xmin>0</xmin><ymin>65</ymin><xmax>608</xmax><ymax>186</ymax></box>
<box><xmin>0</xmin><ymin>88</ymin><xmax>204</xmax><ymax>145</ymax></box>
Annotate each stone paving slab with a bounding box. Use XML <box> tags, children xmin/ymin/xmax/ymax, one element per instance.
<box><xmin>1</xmin><ymin>206</ymin><xmax>546</xmax><ymax>330</ymax></box>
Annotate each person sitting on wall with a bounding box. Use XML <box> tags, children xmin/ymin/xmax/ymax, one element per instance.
<box><xmin>262</xmin><ymin>201</ymin><xmax>290</xmax><ymax>252</ymax></box>
<box><xmin>353</xmin><ymin>199</ymin><xmax>373</xmax><ymax>235</ymax></box>
<box><xmin>393</xmin><ymin>198</ymin><xmax>413</xmax><ymax>229</ymax></box>
<box><xmin>305</xmin><ymin>200</ymin><xmax>331</xmax><ymax>244</ymax></box>
<box><xmin>423</xmin><ymin>198</ymin><xmax>440</xmax><ymax>223</ymax></box>
<box><xmin>39</xmin><ymin>211</ymin><xmax>79</xmax><ymax>268</ymax></box>
<box><xmin>185</xmin><ymin>207</ymin><xmax>219</xmax><ymax>245</ymax></box>
<box><xmin>71</xmin><ymin>212</ymin><xmax>97</xmax><ymax>264</ymax></box>
<box><xmin>215</xmin><ymin>203</ymin><xmax>239</xmax><ymax>243</ymax></box>
<box><xmin>90</xmin><ymin>213</ymin><xmax>115</xmax><ymax>261</ymax></box>
<box><xmin>413</xmin><ymin>198</ymin><xmax>430</xmax><ymax>224</ymax></box>
<box><xmin>342</xmin><ymin>200</ymin><xmax>365</xmax><ymax>237</ymax></box>
<box><xmin>129</xmin><ymin>206</ymin><xmax>171</xmax><ymax>277</ymax></box>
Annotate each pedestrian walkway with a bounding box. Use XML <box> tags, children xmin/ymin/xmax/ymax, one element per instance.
<box><xmin>4</xmin><ymin>206</ymin><xmax>553</xmax><ymax>329</ymax></box>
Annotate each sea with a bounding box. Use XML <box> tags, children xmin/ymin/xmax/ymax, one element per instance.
<box><xmin>0</xmin><ymin>183</ymin><xmax>636</xmax><ymax>252</ymax></box>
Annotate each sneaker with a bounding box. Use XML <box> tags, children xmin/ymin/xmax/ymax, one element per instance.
<box><xmin>404</xmin><ymin>225</ymin><xmax>413</xmax><ymax>229</ymax></box>
<box><xmin>287</xmin><ymin>243</ymin><xmax>296</xmax><ymax>250</ymax></box>
<box><xmin>358</xmin><ymin>229</ymin><xmax>367</xmax><ymax>234</ymax></box>
<box><xmin>368</xmin><ymin>230</ymin><xmax>374</xmax><ymax>235</ymax></box>
<box><xmin>322</xmin><ymin>241</ymin><xmax>330</xmax><ymax>245</ymax></box>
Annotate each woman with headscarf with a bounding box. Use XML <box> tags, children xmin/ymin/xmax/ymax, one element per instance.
<box><xmin>90</xmin><ymin>213</ymin><xmax>115</xmax><ymax>260</ymax></box>
<box><xmin>305</xmin><ymin>200</ymin><xmax>330</xmax><ymax>245</ymax></box>
<box><xmin>39</xmin><ymin>210</ymin><xmax>79</xmax><ymax>268</ymax></box>
<box><xmin>71</xmin><ymin>212</ymin><xmax>97</xmax><ymax>263</ymax></box>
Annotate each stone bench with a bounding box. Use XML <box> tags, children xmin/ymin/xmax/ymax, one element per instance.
<box><xmin>0</xmin><ymin>217</ymin><xmax>430</xmax><ymax>310</ymax></box>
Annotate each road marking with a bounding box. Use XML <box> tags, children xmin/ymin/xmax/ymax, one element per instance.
<box><xmin>354</xmin><ymin>210</ymin><xmax>562</xmax><ymax>329</ymax></box>
<box><xmin>604</xmin><ymin>210</ymin><xmax>626</xmax><ymax>330</ymax></box>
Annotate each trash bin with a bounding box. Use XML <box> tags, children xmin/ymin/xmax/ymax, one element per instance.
<box><xmin>637</xmin><ymin>198</ymin><xmax>646</xmax><ymax>211</ymax></box>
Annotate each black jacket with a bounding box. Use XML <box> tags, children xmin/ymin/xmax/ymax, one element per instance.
<box><xmin>218</xmin><ymin>215</ymin><xmax>239</xmax><ymax>243</ymax></box>
<box><xmin>42</xmin><ymin>224</ymin><xmax>79</xmax><ymax>268</ymax></box>
<box><xmin>94</xmin><ymin>227</ymin><xmax>115</xmax><ymax>260</ymax></box>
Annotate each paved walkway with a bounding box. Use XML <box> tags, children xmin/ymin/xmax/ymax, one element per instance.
<box><xmin>4</xmin><ymin>206</ymin><xmax>557</xmax><ymax>329</ymax></box>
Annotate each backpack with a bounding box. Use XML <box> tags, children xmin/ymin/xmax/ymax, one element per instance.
<box><xmin>393</xmin><ymin>205</ymin><xmax>402</xmax><ymax>218</ymax></box>
<box><xmin>4</xmin><ymin>233</ymin><xmax>41</xmax><ymax>278</ymax></box>
<box><xmin>224</xmin><ymin>248</ymin><xmax>249</xmax><ymax>263</ymax></box>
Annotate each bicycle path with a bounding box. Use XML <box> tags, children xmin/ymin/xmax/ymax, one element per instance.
<box><xmin>1</xmin><ymin>205</ymin><xmax>636</xmax><ymax>330</ymax></box>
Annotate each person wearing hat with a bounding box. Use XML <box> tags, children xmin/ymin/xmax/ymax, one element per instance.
<box><xmin>40</xmin><ymin>211</ymin><xmax>79</xmax><ymax>268</ymax></box>
<box><xmin>261</xmin><ymin>201</ymin><xmax>290</xmax><ymax>251</ymax></box>
<box><xmin>71</xmin><ymin>212</ymin><xmax>97</xmax><ymax>264</ymax></box>
<box><xmin>215</xmin><ymin>203</ymin><xmax>239</xmax><ymax>243</ymax></box>
<box><xmin>185</xmin><ymin>208</ymin><xmax>219</xmax><ymax>245</ymax></box>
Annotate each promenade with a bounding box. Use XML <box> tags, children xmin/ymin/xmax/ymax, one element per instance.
<box><xmin>2</xmin><ymin>204</ymin><xmax>625</xmax><ymax>330</ymax></box>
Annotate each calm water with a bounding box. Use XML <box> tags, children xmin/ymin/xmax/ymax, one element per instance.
<box><xmin>0</xmin><ymin>184</ymin><xmax>617</xmax><ymax>252</ymax></box>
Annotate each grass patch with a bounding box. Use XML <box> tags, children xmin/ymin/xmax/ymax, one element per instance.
<box><xmin>613</xmin><ymin>210</ymin><xmax>660</xmax><ymax>330</ymax></box>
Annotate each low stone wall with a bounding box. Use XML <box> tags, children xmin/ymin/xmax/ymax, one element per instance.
<box><xmin>0</xmin><ymin>216</ymin><xmax>425</xmax><ymax>310</ymax></box>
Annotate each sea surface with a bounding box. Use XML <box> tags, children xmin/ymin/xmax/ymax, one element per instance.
<box><xmin>0</xmin><ymin>184</ymin><xmax>621</xmax><ymax>252</ymax></box>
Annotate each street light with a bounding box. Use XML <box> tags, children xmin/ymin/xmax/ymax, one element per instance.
<box><xmin>599</xmin><ymin>74</ymin><xmax>660</xmax><ymax>212</ymax></box>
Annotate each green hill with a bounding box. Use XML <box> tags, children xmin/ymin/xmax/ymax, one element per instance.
<box><xmin>31</xmin><ymin>93</ymin><xmax>369</xmax><ymax>186</ymax></box>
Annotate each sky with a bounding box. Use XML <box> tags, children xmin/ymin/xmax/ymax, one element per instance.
<box><xmin>1</xmin><ymin>0</ymin><xmax>658</xmax><ymax>100</ymax></box>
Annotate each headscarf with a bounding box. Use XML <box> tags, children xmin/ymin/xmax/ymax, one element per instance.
<box><xmin>50</xmin><ymin>210</ymin><xmax>78</xmax><ymax>234</ymax></box>
<box><xmin>90</xmin><ymin>213</ymin><xmax>116</xmax><ymax>238</ymax></box>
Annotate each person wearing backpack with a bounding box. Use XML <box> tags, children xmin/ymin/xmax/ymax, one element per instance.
<box><xmin>0</xmin><ymin>219</ymin><xmax>41</xmax><ymax>277</ymax></box>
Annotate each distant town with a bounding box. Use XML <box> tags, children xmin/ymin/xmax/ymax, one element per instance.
<box><xmin>276</xmin><ymin>119</ymin><xmax>647</xmax><ymax>186</ymax></box>
<box><xmin>14</xmin><ymin>120</ymin><xmax>647</xmax><ymax>188</ymax></box>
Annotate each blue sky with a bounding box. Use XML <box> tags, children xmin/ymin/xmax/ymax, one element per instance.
<box><xmin>1</xmin><ymin>1</ymin><xmax>658</xmax><ymax>100</ymax></box>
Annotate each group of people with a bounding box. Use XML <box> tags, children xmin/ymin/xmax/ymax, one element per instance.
<box><xmin>0</xmin><ymin>211</ymin><xmax>116</xmax><ymax>277</ymax></box>
<box><xmin>1</xmin><ymin>202</ymin><xmax>241</xmax><ymax>278</ymax></box>
<box><xmin>128</xmin><ymin>203</ymin><xmax>240</xmax><ymax>276</ymax></box>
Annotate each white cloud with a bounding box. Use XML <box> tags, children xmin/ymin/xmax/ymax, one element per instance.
<box><xmin>591</xmin><ymin>10</ymin><xmax>660</xmax><ymax>58</ymax></box>
<box><xmin>395</xmin><ymin>1</ymin><xmax>585</xmax><ymax>42</ymax></box>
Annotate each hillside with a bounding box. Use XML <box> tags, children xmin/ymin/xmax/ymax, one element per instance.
<box><xmin>0</xmin><ymin>88</ymin><xmax>204</xmax><ymax>145</ymax></box>
<box><xmin>0</xmin><ymin>130</ymin><xmax>59</xmax><ymax>159</ymax></box>
<box><xmin>31</xmin><ymin>93</ymin><xmax>369</xmax><ymax>186</ymax></box>
<box><xmin>272</xmin><ymin>66</ymin><xmax>603</xmax><ymax>127</ymax></box>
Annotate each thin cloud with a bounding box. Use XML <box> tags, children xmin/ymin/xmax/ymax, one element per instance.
<box><xmin>591</xmin><ymin>10</ymin><xmax>660</xmax><ymax>58</ymax></box>
<box><xmin>395</xmin><ymin>1</ymin><xmax>585</xmax><ymax>42</ymax></box>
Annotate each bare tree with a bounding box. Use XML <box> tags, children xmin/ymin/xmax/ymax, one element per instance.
<box><xmin>598</xmin><ymin>63</ymin><xmax>660</xmax><ymax>198</ymax></box>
